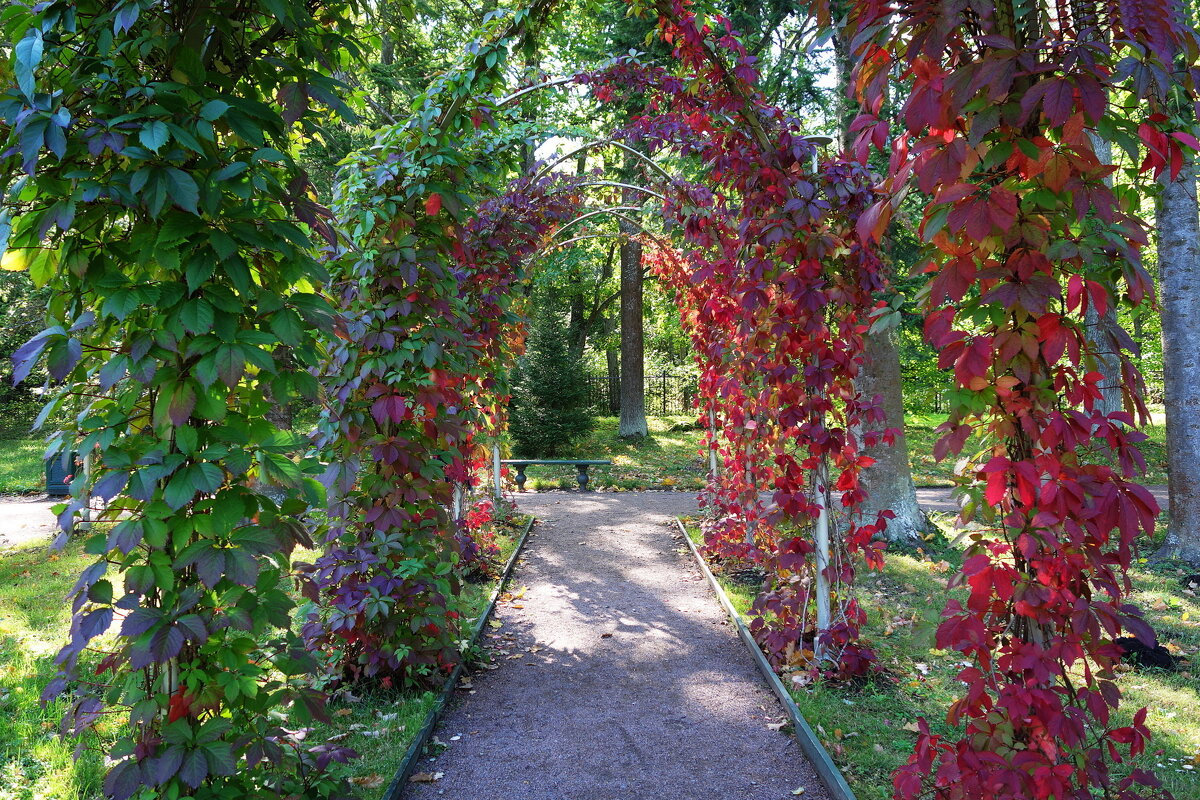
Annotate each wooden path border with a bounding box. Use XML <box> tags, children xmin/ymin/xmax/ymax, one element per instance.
<box><xmin>382</xmin><ymin>515</ymin><xmax>536</xmax><ymax>800</ymax></box>
<box><xmin>675</xmin><ymin>517</ymin><xmax>858</xmax><ymax>800</ymax></box>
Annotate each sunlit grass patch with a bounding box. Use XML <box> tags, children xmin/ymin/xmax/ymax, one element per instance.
<box><xmin>0</xmin><ymin>537</ymin><xmax>108</xmax><ymax>800</ymax></box>
<box><xmin>0</xmin><ymin>440</ymin><xmax>45</xmax><ymax>495</ymax></box>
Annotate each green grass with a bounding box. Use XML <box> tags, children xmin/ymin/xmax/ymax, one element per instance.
<box><xmin>0</xmin><ymin>440</ymin><xmax>45</xmax><ymax>495</ymax></box>
<box><xmin>511</xmin><ymin>415</ymin><xmax>708</xmax><ymax>492</ymax></box>
<box><xmin>904</xmin><ymin>411</ymin><xmax>1168</xmax><ymax>487</ymax></box>
<box><xmin>0</xmin><ymin>537</ymin><xmax>108</xmax><ymax>800</ymax></box>
<box><xmin>682</xmin><ymin>519</ymin><xmax>1200</xmax><ymax>800</ymax></box>
<box><xmin>0</xmin><ymin>512</ymin><xmax>529</xmax><ymax>799</ymax></box>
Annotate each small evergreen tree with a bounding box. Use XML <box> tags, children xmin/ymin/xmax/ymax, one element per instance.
<box><xmin>509</xmin><ymin>312</ymin><xmax>594</xmax><ymax>457</ymax></box>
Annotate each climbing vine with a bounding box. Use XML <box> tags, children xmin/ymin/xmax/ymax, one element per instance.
<box><xmin>302</xmin><ymin>6</ymin><xmax>588</xmax><ymax>684</ymax></box>
<box><xmin>848</xmin><ymin>1</ymin><xmax>1199</xmax><ymax>796</ymax></box>
<box><xmin>583</xmin><ymin>2</ymin><xmax>893</xmax><ymax>676</ymax></box>
<box><xmin>2</xmin><ymin>1</ymin><xmax>362</xmax><ymax>797</ymax></box>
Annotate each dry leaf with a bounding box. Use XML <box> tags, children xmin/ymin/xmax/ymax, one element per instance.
<box><xmin>767</xmin><ymin>721</ymin><xmax>788</xmax><ymax>731</ymax></box>
<box><xmin>409</xmin><ymin>772</ymin><xmax>444</xmax><ymax>783</ymax></box>
<box><xmin>1152</xmin><ymin>599</ymin><xmax>1169</xmax><ymax>612</ymax></box>
<box><xmin>488</xmin><ymin>620</ymin><xmax>502</xmax><ymax>629</ymax></box>
<box><xmin>333</xmin><ymin>708</ymin><xmax>353</xmax><ymax>717</ymax></box>
<box><xmin>902</xmin><ymin>721</ymin><xmax>921</xmax><ymax>733</ymax></box>
<box><xmin>792</xmin><ymin>788</ymin><xmax>806</xmax><ymax>796</ymax></box>
<box><xmin>601</xmin><ymin>632</ymin><xmax>613</xmax><ymax>638</ymax></box>
<box><xmin>351</xmin><ymin>774</ymin><xmax>387</xmax><ymax>789</ymax></box>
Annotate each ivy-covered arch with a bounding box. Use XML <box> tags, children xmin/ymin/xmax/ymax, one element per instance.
<box><xmin>6</xmin><ymin>0</ymin><xmax>1189</xmax><ymax>798</ymax></box>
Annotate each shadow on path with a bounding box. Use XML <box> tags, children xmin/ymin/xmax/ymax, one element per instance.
<box><xmin>405</xmin><ymin>491</ymin><xmax>826</xmax><ymax>800</ymax></box>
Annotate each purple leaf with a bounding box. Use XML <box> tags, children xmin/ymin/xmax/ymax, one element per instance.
<box><xmin>92</xmin><ymin>471</ymin><xmax>129</xmax><ymax>501</ymax></box>
<box><xmin>120</xmin><ymin>606</ymin><xmax>163</xmax><ymax>638</ymax></box>
<box><xmin>153</xmin><ymin>746</ymin><xmax>184</xmax><ymax>785</ymax></box>
<box><xmin>179</xmin><ymin>749</ymin><xmax>208</xmax><ymax>788</ymax></box>
<box><xmin>149</xmin><ymin>624</ymin><xmax>184</xmax><ymax>661</ymax></box>
<box><xmin>102</xmin><ymin>759</ymin><xmax>142</xmax><ymax>800</ymax></box>
<box><xmin>79</xmin><ymin>607</ymin><xmax>113</xmax><ymax>641</ymax></box>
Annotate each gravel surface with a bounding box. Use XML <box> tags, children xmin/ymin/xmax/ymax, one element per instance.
<box><xmin>405</xmin><ymin>491</ymin><xmax>828</xmax><ymax>800</ymax></box>
<box><xmin>0</xmin><ymin>495</ymin><xmax>56</xmax><ymax>549</ymax></box>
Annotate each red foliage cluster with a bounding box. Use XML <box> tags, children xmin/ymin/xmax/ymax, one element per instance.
<box><xmin>583</xmin><ymin>3</ymin><xmax>894</xmax><ymax>677</ymax></box>
<box><xmin>845</xmin><ymin>0</ymin><xmax>1199</xmax><ymax>796</ymax></box>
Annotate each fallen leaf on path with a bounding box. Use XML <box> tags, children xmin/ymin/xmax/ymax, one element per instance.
<box><xmin>767</xmin><ymin>721</ymin><xmax>787</xmax><ymax>731</ymax></box>
<box><xmin>488</xmin><ymin>621</ymin><xmax>502</xmax><ymax>629</ymax></box>
<box><xmin>409</xmin><ymin>772</ymin><xmax>444</xmax><ymax>783</ymax></box>
<box><xmin>601</xmin><ymin>633</ymin><xmax>613</xmax><ymax>638</ymax></box>
<box><xmin>792</xmin><ymin>788</ymin><xmax>806</xmax><ymax>796</ymax></box>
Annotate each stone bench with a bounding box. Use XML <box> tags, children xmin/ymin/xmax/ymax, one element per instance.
<box><xmin>500</xmin><ymin>459</ymin><xmax>612</xmax><ymax>491</ymax></box>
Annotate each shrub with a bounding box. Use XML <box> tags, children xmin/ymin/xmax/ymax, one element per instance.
<box><xmin>508</xmin><ymin>313</ymin><xmax>594</xmax><ymax>457</ymax></box>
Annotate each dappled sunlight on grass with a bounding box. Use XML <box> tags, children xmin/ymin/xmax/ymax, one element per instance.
<box><xmin>682</xmin><ymin>518</ymin><xmax>1200</xmax><ymax>800</ymax></box>
<box><xmin>0</xmin><ymin>537</ymin><xmax>107</xmax><ymax>800</ymax></box>
<box><xmin>514</xmin><ymin>416</ymin><xmax>707</xmax><ymax>491</ymax></box>
<box><xmin>0</xmin><ymin>441</ymin><xmax>45</xmax><ymax>495</ymax></box>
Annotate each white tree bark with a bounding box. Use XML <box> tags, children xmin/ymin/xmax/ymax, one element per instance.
<box><xmin>1154</xmin><ymin>157</ymin><xmax>1200</xmax><ymax>565</ymax></box>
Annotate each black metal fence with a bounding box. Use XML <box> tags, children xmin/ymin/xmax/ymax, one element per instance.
<box><xmin>583</xmin><ymin>372</ymin><xmax>699</xmax><ymax>416</ymax></box>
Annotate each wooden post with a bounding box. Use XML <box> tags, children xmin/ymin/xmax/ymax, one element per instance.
<box><xmin>492</xmin><ymin>443</ymin><xmax>502</xmax><ymax>500</ymax></box>
<box><xmin>707</xmin><ymin>406</ymin><xmax>720</xmax><ymax>481</ymax></box>
<box><xmin>814</xmin><ymin>455</ymin><xmax>831</xmax><ymax>663</ymax></box>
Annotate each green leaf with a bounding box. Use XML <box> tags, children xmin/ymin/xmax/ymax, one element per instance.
<box><xmin>164</xmin><ymin>474</ymin><xmax>198</xmax><ymax>510</ymax></box>
<box><xmin>191</xmin><ymin>463</ymin><xmax>223</xmax><ymax>494</ymax></box>
<box><xmin>199</xmin><ymin>100</ymin><xmax>230</xmax><ymax>121</ymax></box>
<box><xmin>181</xmin><ymin>299</ymin><xmax>214</xmax><ymax>334</ymax></box>
<box><xmin>165</xmin><ymin>169</ymin><xmax>199</xmax><ymax>213</ymax></box>
<box><xmin>140</xmin><ymin>120</ymin><xmax>169</xmax><ymax>153</ymax></box>
<box><xmin>28</xmin><ymin>247</ymin><xmax>60</xmax><ymax>288</ymax></box>
<box><xmin>214</xmin><ymin>344</ymin><xmax>244</xmax><ymax>387</ymax></box>
<box><xmin>14</xmin><ymin>28</ymin><xmax>43</xmax><ymax>99</ymax></box>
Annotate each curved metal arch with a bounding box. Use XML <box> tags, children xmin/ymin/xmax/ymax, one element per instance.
<box><xmin>534</xmin><ymin>139</ymin><xmax>676</xmax><ymax>184</ymax></box>
<box><xmin>572</xmin><ymin>180</ymin><xmax>667</xmax><ymax>201</ymax></box>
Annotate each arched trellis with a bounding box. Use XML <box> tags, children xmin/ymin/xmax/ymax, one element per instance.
<box><xmin>300</xmin><ymin>9</ymin><xmax>892</xmax><ymax>693</ymax></box>
<box><xmin>19</xmin><ymin>0</ymin><xmax>1179</xmax><ymax>797</ymax></box>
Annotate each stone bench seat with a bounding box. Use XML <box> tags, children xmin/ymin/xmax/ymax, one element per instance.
<box><xmin>500</xmin><ymin>459</ymin><xmax>612</xmax><ymax>491</ymax></box>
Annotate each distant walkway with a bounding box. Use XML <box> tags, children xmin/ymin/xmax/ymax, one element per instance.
<box><xmin>406</xmin><ymin>492</ymin><xmax>826</xmax><ymax>800</ymax></box>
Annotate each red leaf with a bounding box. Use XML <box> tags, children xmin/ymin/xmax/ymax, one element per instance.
<box><xmin>425</xmin><ymin>193</ymin><xmax>443</xmax><ymax>216</ymax></box>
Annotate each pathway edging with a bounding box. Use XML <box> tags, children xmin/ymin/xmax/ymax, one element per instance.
<box><xmin>381</xmin><ymin>515</ymin><xmax>536</xmax><ymax>800</ymax></box>
<box><xmin>675</xmin><ymin>517</ymin><xmax>859</xmax><ymax>800</ymax></box>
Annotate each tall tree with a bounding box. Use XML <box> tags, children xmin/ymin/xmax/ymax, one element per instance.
<box><xmin>1155</xmin><ymin>154</ymin><xmax>1200</xmax><ymax>565</ymax></box>
<box><xmin>831</xmin><ymin>8</ymin><xmax>931</xmax><ymax>542</ymax></box>
<box><xmin>618</xmin><ymin>181</ymin><xmax>649</xmax><ymax>437</ymax></box>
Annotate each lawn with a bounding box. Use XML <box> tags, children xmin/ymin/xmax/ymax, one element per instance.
<box><xmin>0</xmin><ymin>439</ymin><xmax>45</xmax><ymax>495</ymax></box>
<box><xmin>508</xmin><ymin>412</ymin><xmax>1171</xmax><ymax>492</ymax></box>
<box><xmin>509</xmin><ymin>415</ymin><xmax>709</xmax><ymax>492</ymax></box>
<box><xmin>0</xmin><ymin>513</ymin><xmax>529</xmax><ymax>799</ymax></box>
<box><xmin>682</xmin><ymin>518</ymin><xmax>1200</xmax><ymax>800</ymax></box>
<box><xmin>0</xmin><ymin>537</ymin><xmax>108</xmax><ymax>800</ymax></box>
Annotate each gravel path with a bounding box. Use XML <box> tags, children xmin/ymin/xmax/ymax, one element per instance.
<box><xmin>405</xmin><ymin>491</ymin><xmax>827</xmax><ymax>800</ymax></box>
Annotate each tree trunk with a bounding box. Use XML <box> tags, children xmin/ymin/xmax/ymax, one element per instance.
<box><xmin>604</xmin><ymin>315</ymin><xmax>620</xmax><ymax>415</ymax></box>
<box><xmin>833</xmin><ymin>18</ymin><xmax>928</xmax><ymax>542</ymax></box>
<box><xmin>618</xmin><ymin>187</ymin><xmax>648</xmax><ymax>438</ymax></box>
<box><xmin>854</xmin><ymin>327</ymin><xmax>931</xmax><ymax>542</ymax></box>
<box><xmin>1086</xmin><ymin>132</ymin><xmax>1123</xmax><ymax>416</ymax></box>
<box><xmin>1154</xmin><ymin>156</ymin><xmax>1200</xmax><ymax>565</ymax></box>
